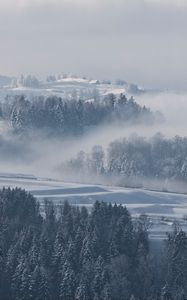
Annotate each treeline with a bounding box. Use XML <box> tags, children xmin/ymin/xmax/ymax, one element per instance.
<box><xmin>62</xmin><ymin>134</ymin><xmax>187</xmax><ymax>185</ymax></box>
<box><xmin>1</xmin><ymin>93</ymin><xmax>158</xmax><ymax>135</ymax></box>
<box><xmin>0</xmin><ymin>188</ymin><xmax>187</xmax><ymax>299</ymax></box>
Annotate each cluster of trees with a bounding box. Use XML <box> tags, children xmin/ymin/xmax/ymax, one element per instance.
<box><xmin>0</xmin><ymin>94</ymin><xmax>156</xmax><ymax>135</ymax></box>
<box><xmin>62</xmin><ymin>134</ymin><xmax>187</xmax><ymax>185</ymax></box>
<box><xmin>0</xmin><ymin>188</ymin><xmax>187</xmax><ymax>299</ymax></box>
<box><xmin>11</xmin><ymin>75</ymin><xmax>40</xmax><ymax>88</ymax></box>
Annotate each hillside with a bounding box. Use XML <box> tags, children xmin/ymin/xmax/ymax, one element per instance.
<box><xmin>0</xmin><ymin>172</ymin><xmax>187</xmax><ymax>240</ymax></box>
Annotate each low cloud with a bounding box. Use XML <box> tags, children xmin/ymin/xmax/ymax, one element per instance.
<box><xmin>136</xmin><ymin>91</ymin><xmax>187</xmax><ymax>137</ymax></box>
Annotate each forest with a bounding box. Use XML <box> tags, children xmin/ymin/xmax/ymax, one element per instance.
<box><xmin>0</xmin><ymin>93</ymin><xmax>160</xmax><ymax>135</ymax></box>
<box><xmin>0</xmin><ymin>188</ymin><xmax>187</xmax><ymax>300</ymax></box>
<box><xmin>61</xmin><ymin>134</ymin><xmax>187</xmax><ymax>189</ymax></box>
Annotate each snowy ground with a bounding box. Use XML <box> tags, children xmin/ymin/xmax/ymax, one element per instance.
<box><xmin>0</xmin><ymin>75</ymin><xmax>144</xmax><ymax>102</ymax></box>
<box><xmin>1</xmin><ymin>173</ymin><xmax>187</xmax><ymax>239</ymax></box>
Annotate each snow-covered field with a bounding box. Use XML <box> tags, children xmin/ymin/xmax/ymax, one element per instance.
<box><xmin>1</xmin><ymin>173</ymin><xmax>187</xmax><ymax>239</ymax></box>
<box><xmin>0</xmin><ymin>74</ymin><xmax>145</xmax><ymax>102</ymax></box>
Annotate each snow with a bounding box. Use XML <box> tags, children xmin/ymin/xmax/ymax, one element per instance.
<box><xmin>0</xmin><ymin>74</ymin><xmax>145</xmax><ymax>103</ymax></box>
<box><xmin>89</xmin><ymin>80</ymin><xmax>99</xmax><ymax>84</ymax></box>
<box><xmin>0</xmin><ymin>172</ymin><xmax>187</xmax><ymax>239</ymax></box>
<box><xmin>103</xmin><ymin>88</ymin><xmax>127</xmax><ymax>96</ymax></box>
<box><xmin>57</xmin><ymin>77</ymin><xmax>88</xmax><ymax>84</ymax></box>
<box><xmin>85</xmin><ymin>99</ymin><xmax>95</xmax><ymax>103</ymax></box>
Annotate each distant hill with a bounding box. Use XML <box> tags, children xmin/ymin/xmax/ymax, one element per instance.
<box><xmin>4</xmin><ymin>73</ymin><xmax>146</xmax><ymax>99</ymax></box>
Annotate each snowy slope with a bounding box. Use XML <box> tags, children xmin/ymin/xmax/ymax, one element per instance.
<box><xmin>0</xmin><ymin>173</ymin><xmax>187</xmax><ymax>239</ymax></box>
<box><xmin>0</xmin><ymin>74</ymin><xmax>145</xmax><ymax>102</ymax></box>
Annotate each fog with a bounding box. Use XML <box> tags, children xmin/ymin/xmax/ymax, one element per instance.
<box><xmin>0</xmin><ymin>91</ymin><xmax>186</xmax><ymax>184</ymax></box>
<box><xmin>136</xmin><ymin>91</ymin><xmax>187</xmax><ymax>137</ymax></box>
<box><xmin>0</xmin><ymin>123</ymin><xmax>159</xmax><ymax>178</ymax></box>
<box><xmin>1</xmin><ymin>0</ymin><xmax>187</xmax><ymax>183</ymax></box>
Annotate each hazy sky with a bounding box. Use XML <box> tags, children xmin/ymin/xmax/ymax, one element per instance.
<box><xmin>1</xmin><ymin>0</ymin><xmax>187</xmax><ymax>89</ymax></box>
